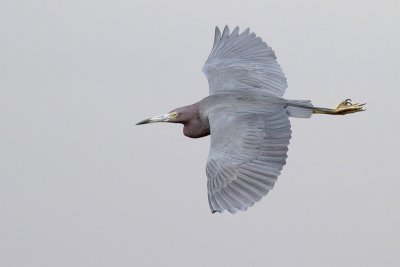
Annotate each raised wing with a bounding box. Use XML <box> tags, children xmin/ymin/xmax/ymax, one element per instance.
<box><xmin>203</xmin><ymin>26</ymin><xmax>287</xmax><ymax>97</ymax></box>
<box><xmin>206</xmin><ymin>108</ymin><xmax>291</xmax><ymax>213</ymax></box>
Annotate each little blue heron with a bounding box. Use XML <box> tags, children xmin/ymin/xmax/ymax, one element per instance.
<box><xmin>137</xmin><ymin>26</ymin><xmax>365</xmax><ymax>214</ymax></box>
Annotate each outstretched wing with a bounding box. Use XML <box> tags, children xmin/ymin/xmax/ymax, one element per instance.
<box><xmin>206</xmin><ymin>108</ymin><xmax>291</xmax><ymax>213</ymax></box>
<box><xmin>203</xmin><ymin>26</ymin><xmax>287</xmax><ymax>97</ymax></box>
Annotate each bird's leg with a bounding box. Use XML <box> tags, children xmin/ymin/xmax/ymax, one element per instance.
<box><xmin>313</xmin><ymin>99</ymin><xmax>366</xmax><ymax>115</ymax></box>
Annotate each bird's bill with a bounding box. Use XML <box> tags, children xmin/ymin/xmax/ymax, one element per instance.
<box><xmin>136</xmin><ymin>113</ymin><xmax>171</xmax><ymax>125</ymax></box>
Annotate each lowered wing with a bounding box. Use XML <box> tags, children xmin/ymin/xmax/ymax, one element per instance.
<box><xmin>206</xmin><ymin>107</ymin><xmax>291</xmax><ymax>213</ymax></box>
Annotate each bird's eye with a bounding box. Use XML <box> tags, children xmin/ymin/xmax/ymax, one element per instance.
<box><xmin>170</xmin><ymin>112</ymin><xmax>178</xmax><ymax>118</ymax></box>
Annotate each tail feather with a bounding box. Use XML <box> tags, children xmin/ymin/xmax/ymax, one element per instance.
<box><xmin>286</xmin><ymin>100</ymin><xmax>313</xmax><ymax>118</ymax></box>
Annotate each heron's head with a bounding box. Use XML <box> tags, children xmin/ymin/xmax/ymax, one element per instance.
<box><xmin>136</xmin><ymin>103</ymin><xmax>207</xmax><ymax>138</ymax></box>
<box><xmin>136</xmin><ymin>109</ymin><xmax>185</xmax><ymax>125</ymax></box>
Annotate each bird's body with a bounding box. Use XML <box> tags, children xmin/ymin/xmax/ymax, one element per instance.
<box><xmin>179</xmin><ymin>90</ymin><xmax>312</xmax><ymax>138</ymax></box>
<box><xmin>137</xmin><ymin>26</ymin><xmax>365</xmax><ymax>213</ymax></box>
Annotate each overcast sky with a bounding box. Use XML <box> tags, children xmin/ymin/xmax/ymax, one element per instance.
<box><xmin>1</xmin><ymin>0</ymin><xmax>399</xmax><ymax>266</ymax></box>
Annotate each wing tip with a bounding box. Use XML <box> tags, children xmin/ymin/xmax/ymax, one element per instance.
<box><xmin>210</xmin><ymin>205</ymin><xmax>250</xmax><ymax>214</ymax></box>
<box><xmin>222</xmin><ymin>25</ymin><xmax>230</xmax><ymax>38</ymax></box>
<box><xmin>213</xmin><ymin>25</ymin><xmax>253</xmax><ymax>47</ymax></box>
<box><xmin>232</xmin><ymin>26</ymin><xmax>239</xmax><ymax>36</ymax></box>
<box><xmin>214</xmin><ymin>26</ymin><xmax>221</xmax><ymax>38</ymax></box>
<box><xmin>213</xmin><ymin>26</ymin><xmax>221</xmax><ymax>48</ymax></box>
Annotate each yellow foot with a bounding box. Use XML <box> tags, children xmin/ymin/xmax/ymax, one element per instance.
<box><xmin>334</xmin><ymin>99</ymin><xmax>366</xmax><ymax>115</ymax></box>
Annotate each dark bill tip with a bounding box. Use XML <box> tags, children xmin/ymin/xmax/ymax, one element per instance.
<box><xmin>136</xmin><ymin>118</ymin><xmax>151</xmax><ymax>125</ymax></box>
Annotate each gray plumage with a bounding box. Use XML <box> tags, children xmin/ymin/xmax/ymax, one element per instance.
<box><xmin>136</xmin><ymin>26</ymin><xmax>365</xmax><ymax>214</ymax></box>
<box><xmin>201</xmin><ymin>26</ymin><xmax>310</xmax><ymax>213</ymax></box>
<box><xmin>203</xmin><ymin>26</ymin><xmax>287</xmax><ymax>97</ymax></box>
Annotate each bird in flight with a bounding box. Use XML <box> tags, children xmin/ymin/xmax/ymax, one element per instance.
<box><xmin>137</xmin><ymin>26</ymin><xmax>365</xmax><ymax>214</ymax></box>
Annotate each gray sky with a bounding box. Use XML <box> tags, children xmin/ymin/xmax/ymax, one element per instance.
<box><xmin>1</xmin><ymin>0</ymin><xmax>399</xmax><ymax>266</ymax></box>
